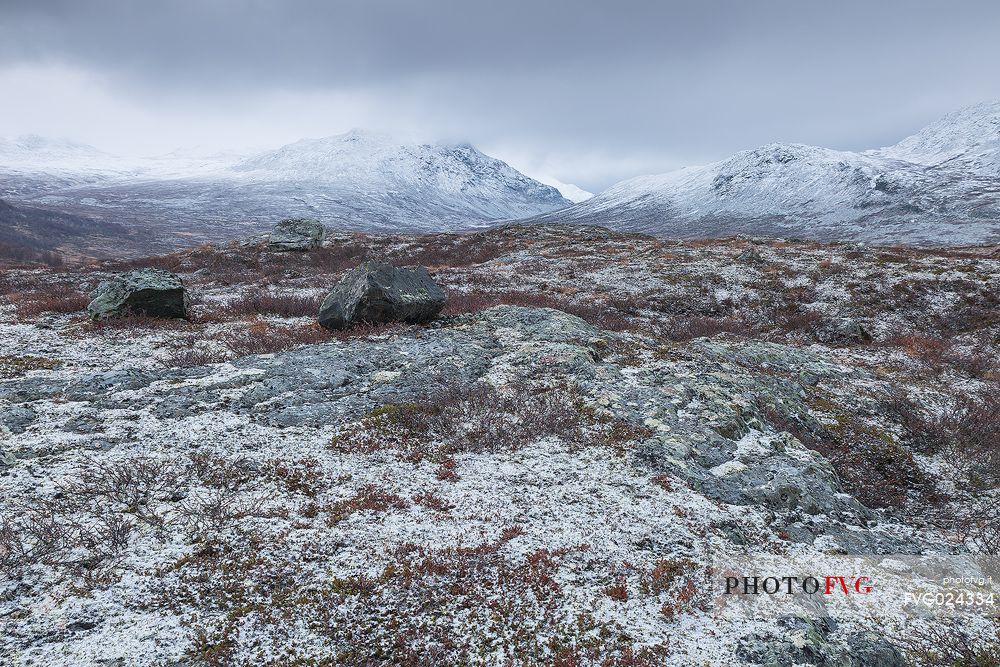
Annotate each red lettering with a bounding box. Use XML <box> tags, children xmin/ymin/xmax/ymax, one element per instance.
<box><xmin>824</xmin><ymin>576</ymin><xmax>850</xmax><ymax>595</ymax></box>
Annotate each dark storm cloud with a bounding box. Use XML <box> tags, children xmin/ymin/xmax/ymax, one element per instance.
<box><xmin>2</xmin><ymin>0</ymin><xmax>1000</xmax><ymax>191</ymax></box>
<box><xmin>0</xmin><ymin>0</ymin><xmax>746</xmax><ymax>85</ymax></box>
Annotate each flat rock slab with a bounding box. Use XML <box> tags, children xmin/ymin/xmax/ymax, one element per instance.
<box><xmin>86</xmin><ymin>268</ymin><xmax>188</xmax><ymax>320</ymax></box>
<box><xmin>318</xmin><ymin>261</ymin><xmax>447</xmax><ymax>330</ymax></box>
<box><xmin>1</xmin><ymin>305</ymin><xmax>913</xmax><ymax>552</ymax></box>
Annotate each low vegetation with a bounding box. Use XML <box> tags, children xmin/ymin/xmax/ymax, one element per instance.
<box><xmin>2</xmin><ymin>225</ymin><xmax>999</xmax><ymax>664</ymax></box>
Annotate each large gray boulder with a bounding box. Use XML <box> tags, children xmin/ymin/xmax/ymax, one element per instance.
<box><xmin>269</xmin><ymin>218</ymin><xmax>325</xmax><ymax>251</ymax></box>
<box><xmin>87</xmin><ymin>268</ymin><xmax>188</xmax><ymax>320</ymax></box>
<box><xmin>318</xmin><ymin>262</ymin><xmax>447</xmax><ymax>330</ymax></box>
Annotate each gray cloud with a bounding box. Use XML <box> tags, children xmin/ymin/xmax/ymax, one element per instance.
<box><xmin>2</xmin><ymin>0</ymin><xmax>1000</xmax><ymax>192</ymax></box>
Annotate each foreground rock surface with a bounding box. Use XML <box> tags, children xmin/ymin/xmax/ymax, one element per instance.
<box><xmin>268</xmin><ymin>217</ymin><xmax>325</xmax><ymax>251</ymax></box>
<box><xmin>86</xmin><ymin>268</ymin><xmax>188</xmax><ymax>319</ymax></box>
<box><xmin>318</xmin><ymin>261</ymin><xmax>447</xmax><ymax>329</ymax></box>
<box><xmin>2</xmin><ymin>225</ymin><xmax>998</xmax><ymax>666</ymax></box>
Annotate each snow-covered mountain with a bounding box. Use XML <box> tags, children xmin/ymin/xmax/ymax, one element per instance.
<box><xmin>537</xmin><ymin>102</ymin><xmax>1000</xmax><ymax>246</ymax></box>
<box><xmin>0</xmin><ymin>134</ymin><xmax>112</xmax><ymax>170</ymax></box>
<box><xmin>0</xmin><ymin>130</ymin><xmax>571</xmax><ymax>248</ymax></box>
<box><xmin>229</xmin><ymin>130</ymin><xmax>570</xmax><ymax>221</ymax></box>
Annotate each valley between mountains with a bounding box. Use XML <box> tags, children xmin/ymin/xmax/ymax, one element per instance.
<box><xmin>4</xmin><ymin>102</ymin><xmax>1000</xmax><ymax>257</ymax></box>
<box><xmin>4</xmin><ymin>0</ymin><xmax>1000</xmax><ymax>663</ymax></box>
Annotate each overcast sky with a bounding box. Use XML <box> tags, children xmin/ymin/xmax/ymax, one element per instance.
<box><xmin>1</xmin><ymin>0</ymin><xmax>999</xmax><ymax>192</ymax></box>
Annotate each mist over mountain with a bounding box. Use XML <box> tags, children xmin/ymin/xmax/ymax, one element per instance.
<box><xmin>0</xmin><ymin>130</ymin><xmax>573</xmax><ymax>250</ymax></box>
<box><xmin>4</xmin><ymin>104</ymin><xmax>1000</xmax><ymax>251</ymax></box>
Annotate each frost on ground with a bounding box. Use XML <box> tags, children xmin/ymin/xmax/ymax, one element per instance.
<box><xmin>1</xmin><ymin>224</ymin><xmax>999</xmax><ymax>665</ymax></box>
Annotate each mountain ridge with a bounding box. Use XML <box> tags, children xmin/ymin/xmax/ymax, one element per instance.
<box><xmin>534</xmin><ymin>101</ymin><xmax>1000</xmax><ymax>246</ymax></box>
<box><xmin>0</xmin><ymin>130</ymin><xmax>576</xmax><ymax>248</ymax></box>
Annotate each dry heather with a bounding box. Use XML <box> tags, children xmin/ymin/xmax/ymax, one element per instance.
<box><xmin>2</xmin><ymin>224</ymin><xmax>999</xmax><ymax>666</ymax></box>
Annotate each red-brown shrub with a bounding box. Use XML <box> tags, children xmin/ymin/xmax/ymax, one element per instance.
<box><xmin>221</xmin><ymin>291</ymin><xmax>323</xmax><ymax>318</ymax></box>
<box><xmin>325</xmin><ymin>484</ymin><xmax>410</xmax><ymax>525</ymax></box>
<box><xmin>10</xmin><ymin>284</ymin><xmax>90</xmax><ymax>319</ymax></box>
<box><xmin>605</xmin><ymin>578</ymin><xmax>629</xmax><ymax>601</ymax></box>
<box><xmin>891</xmin><ymin>333</ymin><xmax>949</xmax><ymax>367</ymax></box>
<box><xmin>654</xmin><ymin>316</ymin><xmax>754</xmax><ymax>341</ymax></box>
<box><xmin>411</xmin><ymin>491</ymin><xmax>454</xmax><ymax>513</ymax></box>
<box><xmin>221</xmin><ymin>320</ymin><xmax>334</xmax><ymax>356</ymax></box>
<box><xmin>888</xmin><ymin>390</ymin><xmax>1000</xmax><ymax>488</ymax></box>
<box><xmin>92</xmin><ymin>314</ymin><xmax>194</xmax><ymax>332</ymax></box>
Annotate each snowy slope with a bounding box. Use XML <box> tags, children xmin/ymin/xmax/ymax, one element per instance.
<box><xmin>230</xmin><ymin>130</ymin><xmax>570</xmax><ymax>220</ymax></box>
<box><xmin>0</xmin><ymin>131</ymin><xmax>572</xmax><ymax>245</ymax></box>
<box><xmin>538</xmin><ymin>102</ymin><xmax>1000</xmax><ymax>246</ymax></box>
<box><xmin>881</xmin><ymin>101</ymin><xmax>1000</xmax><ymax>172</ymax></box>
<box><xmin>533</xmin><ymin>175</ymin><xmax>594</xmax><ymax>203</ymax></box>
<box><xmin>0</xmin><ymin>135</ymin><xmax>113</xmax><ymax>171</ymax></box>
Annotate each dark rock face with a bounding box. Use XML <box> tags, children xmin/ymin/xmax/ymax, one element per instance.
<box><xmin>86</xmin><ymin>268</ymin><xmax>188</xmax><ymax>320</ymax></box>
<box><xmin>268</xmin><ymin>218</ymin><xmax>325</xmax><ymax>251</ymax></box>
<box><xmin>318</xmin><ymin>262</ymin><xmax>447</xmax><ymax>330</ymax></box>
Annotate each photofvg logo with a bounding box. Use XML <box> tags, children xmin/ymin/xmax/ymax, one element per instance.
<box><xmin>710</xmin><ymin>554</ymin><xmax>998</xmax><ymax>619</ymax></box>
<box><xmin>724</xmin><ymin>575</ymin><xmax>873</xmax><ymax>596</ymax></box>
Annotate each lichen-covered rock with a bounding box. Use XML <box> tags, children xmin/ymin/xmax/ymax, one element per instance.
<box><xmin>0</xmin><ymin>405</ymin><xmax>35</xmax><ymax>435</ymax></box>
<box><xmin>268</xmin><ymin>217</ymin><xmax>325</xmax><ymax>251</ymax></box>
<box><xmin>86</xmin><ymin>268</ymin><xmax>188</xmax><ymax>320</ymax></box>
<box><xmin>740</xmin><ymin>616</ymin><xmax>907</xmax><ymax>667</ymax></box>
<box><xmin>318</xmin><ymin>261</ymin><xmax>447</xmax><ymax>330</ymax></box>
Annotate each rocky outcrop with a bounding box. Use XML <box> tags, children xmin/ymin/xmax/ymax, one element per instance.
<box><xmin>740</xmin><ymin>616</ymin><xmax>907</xmax><ymax>666</ymax></box>
<box><xmin>4</xmin><ymin>305</ymin><xmax>909</xmax><ymax>553</ymax></box>
<box><xmin>268</xmin><ymin>218</ymin><xmax>325</xmax><ymax>251</ymax></box>
<box><xmin>318</xmin><ymin>262</ymin><xmax>447</xmax><ymax>330</ymax></box>
<box><xmin>0</xmin><ymin>304</ymin><xmax>948</xmax><ymax>663</ymax></box>
<box><xmin>86</xmin><ymin>268</ymin><xmax>188</xmax><ymax>320</ymax></box>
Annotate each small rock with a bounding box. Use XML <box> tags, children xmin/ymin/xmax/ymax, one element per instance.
<box><xmin>87</xmin><ymin>268</ymin><xmax>188</xmax><ymax>320</ymax></box>
<box><xmin>736</xmin><ymin>248</ymin><xmax>766</xmax><ymax>264</ymax></box>
<box><xmin>813</xmin><ymin>317</ymin><xmax>871</xmax><ymax>345</ymax></box>
<box><xmin>711</xmin><ymin>459</ymin><xmax>749</xmax><ymax>477</ymax></box>
<box><xmin>66</xmin><ymin>619</ymin><xmax>99</xmax><ymax>633</ymax></box>
<box><xmin>269</xmin><ymin>218</ymin><xmax>325</xmax><ymax>251</ymax></box>
<box><xmin>318</xmin><ymin>262</ymin><xmax>447</xmax><ymax>330</ymax></box>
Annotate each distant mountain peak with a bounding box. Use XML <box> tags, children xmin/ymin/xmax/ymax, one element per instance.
<box><xmin>231</xmin><ymin>133</ymin><xmax>571</xmax><ymax>211</ymax></box>
<box><xmin>0</xmin><ymin>130</ymin><xmax>573</xmax><ymax>240</ymax></box>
